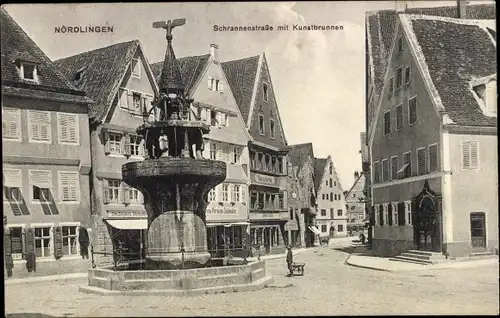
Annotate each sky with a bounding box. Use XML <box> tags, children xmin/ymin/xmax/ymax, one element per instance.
<box><xmin>3</xmin><ymin>1</ymin><xmax>493</xmax><ymax>189</ymax></box>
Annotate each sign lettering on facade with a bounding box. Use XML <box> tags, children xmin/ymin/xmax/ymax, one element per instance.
<box><xmin>206</xmin><ymin>207</ymin><xmax>238</xmax><ymax>215</ymax></box>
<box><xmin>254</xmin><ymin>173</ymin><xmax>276</xmax><ymax>186</ymax></box>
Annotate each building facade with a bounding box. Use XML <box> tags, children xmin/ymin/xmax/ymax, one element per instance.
<box><xmin>364</xmin><ymin>1</ymin><xmax>496</xmax><ymax>248</ymax></box>
<box><xmin>345</xmin><ymin>171</ymin><xmax>366</xmax><ymax>235</ymax></box>
<box><xmin>222</xmin><ymin>53</ymin><xmax>290</xmax><ymax>255</ymax></box>
<box><xmin>368</xmin><ymin>12</ymin><xmax>497</xmax><ymax>257</ymax></box>
<box><xmin>314</xmin><ymin>157</ymin><xmax>348</xmax><ymax>239</ymax></box>
<box><xmin>151</xmin><ymin>44</ymin><xmax>252</xmax><ymax>258</ymax></box>
<box><xmin>288</xmin><ymin>143</ymin><xmax>318</xmax><ymax>247</ymax></box>
<box><xmin>55</xmin><ymin>40</ymin><xmax>159</xmax><ymax>265</ymax></box>
<box><xmin>2</xmin><ymin>9</ymin><xmax>94</xmax><ymax>277</ymax></box>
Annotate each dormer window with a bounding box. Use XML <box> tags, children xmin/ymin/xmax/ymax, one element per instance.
<box><xmin>18</xmin><ymin>61</ymin><xmax>38</xmax><ymax>82</ymax></box>
<box><xmin>472</xmin><ymin>76</ymin><xmax>497</xmax><ymax>117</ymax></box>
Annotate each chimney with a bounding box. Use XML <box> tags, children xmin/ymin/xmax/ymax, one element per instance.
<box><xmin>457</xmin><ymin>0</ymin><xmax>468</xmax><ymax>19</ymax></box>
<box><xmin>210</xmin><ymin>44</ymin><xmax>219</xmax><ymax>62</ymax></box>
<box><xmin>396</xmin><ymin>0</ymin><xmax>406</xmax><ymax>13</ymax></box>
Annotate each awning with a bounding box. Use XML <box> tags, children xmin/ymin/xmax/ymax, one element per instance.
<box><xmin>104</xmin><ymin>218</ymin><xmax>148</xmax><ymax>230</ymax></box>
<box><xmin>308</xmin><ymin>226</ymin><xmax>321</xmax><ymax>235</ymax></box>
<box><xmin>207</xmin><ymin>222</ymin><xmax>250</xmax><ymax>227</ymax></box>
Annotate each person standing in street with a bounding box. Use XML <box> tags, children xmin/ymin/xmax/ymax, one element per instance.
<box><xmin>286</xmin><ymin>245</ymin><xmax>294</xmax><ymax>277</ymax></box>
<box><xmin>79</xmin><ymin>226</ymin><xmax>90</xmax><ymax>259</ymax></box>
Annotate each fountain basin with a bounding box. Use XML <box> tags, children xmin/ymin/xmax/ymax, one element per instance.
<box><xmin>79</xmin><ymin>260</ymin><xmax>274</xmax><ymax>296</ymax></box>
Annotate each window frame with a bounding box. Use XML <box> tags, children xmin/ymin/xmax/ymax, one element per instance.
<box><xmin>6</xmin><ymin>224</ymin><xmax>26</xmax><ymax>260</ymax></box>
<box><xmin>390</xmin><ymin>155</ymin><xmax>398</xmax><ymax>181</ymax></box>
<box><xmin>258</xmin><ymin>113</ymin><xmax>265</xmax><ymax>135</ymax></box>
<box><xmin>373</xmin><ymin>161</ymin><xmax>381</xmax><ymax>184</ymax></box>
<box><xmin>404</xmin><ymin>65</ymin><xmax>411</xmax><ymax>86</ymax></box>
<box><xmin>395</xmin><ymin>67</ymin><xmax>403</xmax><ymax>90</ymax></box>
<box><xmin>402</xmin><ymin>151</ymin><xmax>412</xmax><ymax>178</ymax></box>
<box><xmin>59</xmin><ymin>222</ymin><xmax>81</xmax><ymax>258</ymax></box>
<box><xmin>29</xmin><ymin>169</ymin><xmax>52</xmax><ymax>204</ymax></box>
<box><xmin>263</xmin><ymin>82</ymin><xmax>269</xmax><ymax>102</ymax></box>
<box><xmin>20</xmin><ymin>62</ymin><xmax>38</xmax><ymax>82</ymax></box>
<box><xmin>108</xmin><ymin>132</ymin><xmax>123</xmax><ymax>155</ymax></box>
<box><xmin>107</xmin><ymin>179</ymin><xmax>122</xmax><ymax>204</ymax></box>
<box><xmin>383</xmin><ymin>110</ymin><xmax>391</xmax><ymax>135</ymax></box>
<box><xmin>31</xmin><ymin>223</ymin><xmax>54</xmax><ymax>259</ymax></box>
<box><xmin>131</xmin><ymin>58</ymin><xmax>140</xmax><ymax>78</ymax></box>
<box><xmin>381</xmin><ymin>158</ymin><xmax>389</xmax><ymax>182</ymax></box>
<box><xmin>269</xmin><ymin>119</ymin><xmax>275</xmax><ymax>139</ymax></box>
<box><xmin>27</xmin><ymin>110</ymin><xmax>52</xmax><ymax>144</ymax></box>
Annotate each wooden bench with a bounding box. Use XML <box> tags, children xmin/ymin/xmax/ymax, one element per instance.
<box><xmin>292</xmin><ymin>262</ymin><xmax>306</xmax><ymax>276</ymax></box>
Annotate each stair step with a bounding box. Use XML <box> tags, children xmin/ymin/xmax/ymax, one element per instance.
<box><xmin>401</xmin><ymin>253</ymin><xmax>432</xmax><ymax>260</ymax></box>
<box><xmin>471</xmin><ymin>252</ymin><xmax>494</xmax><ymax>256</ymax></box>
<box><xmin>407</xmin><ymin>250</ymin><xmax>443</xmax><ymax>257</ymax></box>
<box><xmin>390</xmin><ymin>256</ymin><xmax>432</xmax><ymax>265</ymax></box>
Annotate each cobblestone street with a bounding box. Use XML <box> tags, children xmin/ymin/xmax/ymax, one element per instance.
<box><xmin>5</xmin><ymin>246</ymin><xmax>499</xmax><ymax>316</ymax></box>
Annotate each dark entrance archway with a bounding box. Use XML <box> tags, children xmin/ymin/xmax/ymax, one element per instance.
<box><xmin>412</xmin><ymin>181</ymin><xmax>442</xmax><ymax>253</ymax></box>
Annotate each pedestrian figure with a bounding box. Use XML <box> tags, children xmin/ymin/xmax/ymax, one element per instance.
<box><xmin>286</xmin><ymin>245</ymin><xmax>294</xmax><ymax>277</ymax></box>
<box><xmin>359</xmin><ymin>232</ymin><xmax>366</xmax><ymax>245</ymax></box>
<box><xmin>79</xmin><ymin>226</ymin><xmax>90</xmax><ymax>259</ymax></box>
<box><xmin>25</xmin><ymin>250</ymin><xmax>36</xmax><ymax>272</ymax></box>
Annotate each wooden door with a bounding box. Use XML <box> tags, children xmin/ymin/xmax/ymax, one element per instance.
<box><xmin>470</xmin><ymin>213</ymin><xmax>486</xmax><ymax>249</ymax></box>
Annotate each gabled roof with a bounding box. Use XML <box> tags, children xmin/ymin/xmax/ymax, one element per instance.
<box><xmin>313</xmin><ymin>157</ymin><xmax>328</xmax><ymax>194</ymax></box>
<box><xmin>288</xmin><ymin>143</ymin><xmax>315</xmax><ymax>173</ymax></box>
<box><xmin>221</xmin><ymin>55</ymin><xmax>260</xmax><ymax>123</ymax></box>
<box><xmin>402</xmin><ymin>15</ymin><xmax>497</xmax><ymax>126</ymax></box>
<box><xmin>54</xmin><ymin>40</ymin><xmax>140</xmax><ymax>120</ymax></box>
<box><xmin>150</xmin><ymin>54</ymin><xmax>210</xmax><ymax>97</ymax></box>
<box><xmin>1</xmin><ymin>9</ymin><xmax>92</xmax><ymax>104</ymax></box>
<box><xmin>366</xmin><ymin>4</ymin><xmax>496</xmax><ymax>119</ymax></box>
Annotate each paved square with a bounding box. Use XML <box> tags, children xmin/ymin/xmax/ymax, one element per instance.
<box><xmin>5</xmin><ymin>247</ymin><xmax>499</xmax><ymax>316</ymax></box>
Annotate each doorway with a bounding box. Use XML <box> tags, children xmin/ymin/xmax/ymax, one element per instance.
<box><xmin>470</xmin><ymin>212</ymin><xmax>486</xmax><ymax>249</ymax></box>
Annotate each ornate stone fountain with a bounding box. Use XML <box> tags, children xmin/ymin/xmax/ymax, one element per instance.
<box><xmin>122</xmin><ymin>18</ymin><xmax>225</xmax><ymax>270</ymax></box>
<box><xmin>80</xmin><ymin>19</ymin><xmax>273</xmax><ymax>295</ymax></box>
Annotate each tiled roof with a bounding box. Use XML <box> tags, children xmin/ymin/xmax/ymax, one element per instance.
<box><xmin>313</xmin><ymin>157</ymin><xmax>328</xmax><ymax>194</ymax></box>
<box><xmin>366</xmin><ymin>4</ymin><xmax>496</xmax><ymax>113</ymax></box>
<box><xmin>221</xmin><ymin>56</ymin><xmax>260</xmax><ymax>123</ymax></box>
<box><xmin>408</xmin><ymin>16</ymin><xmax>497</xmax><ymax>126</ymax></box>
<box><xmin>1</xmin><ymin>9</ymin><xmax>91</xmax><ymax>104</ymax></box>
<box><xmin>288</xmin><ymin>143</ymin><xmax>315</xmax><ymax>173</ymax></box>
<box><xmin>150</xmin><ymin>54</ymin><xmax>210</xmax><ymax>97</ymax></box>
<box><xmin>54</xmin><ymin>40</ymin><xmax>139</xmax><ymax>120</ymax></box>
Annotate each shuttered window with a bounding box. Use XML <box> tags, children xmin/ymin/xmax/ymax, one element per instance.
<box><xmin>379</xmin><ymin>204</ymin><xmax>384</xmax><ymax>226</ymax></box>
<box><xmin>119</xmin><ymin>88</ymin><xmax>128</xmax><ymax>109</ymax></box>
<box><xmin>62</xmin><ymin>225</ymin><xmax>78</xmax><ymax>256</ymax></box>
<box><xmin>390</xmin><ymin>156</ymin><xmax>398</xmax><ymax>181</ymax></box>
<box><xmin>396</xmin><ymin>104</ymin><xmax>403</xmax><ymax>131</ymax></box>
<box><xmin>387</xmin><ymin>203</ymin><xmax>393</xmax><ymax>226</ymax></box>
<box><xmin>373</xmin><ymin>161</ymin><xmax>381</xmax><ymax>184</ymax></box>
<box><xmin>382</xmin><ymin>159</ymin><xmax>389</xmax><ymax>182</ymax></box>
<box><xmin>34</xmin><ymin>226</ymin><xmax>52</xmax><ymax>258</ymax></box>
<box><xmin>2</xmin><ymin>108</ymin><xmax>21</xmax><ymax>140</ymax></box>
<box><xmin>403</xmin><ymin>152</ymin><xmax>411</xmax><ymax>178</ymax></box>
<box><xmin>462</xmin><ymin>141</ymin><xmax>479</xmax><ymax>170</ymax></box>
<box><xmin>28</xmin><ymin>110</ymin><xmax>51</xmax><ymax>142</ymax></box>
<box><xmin>409</xmin><ymin>97</ymin><xmax>417</xmax><ymax>125</ymax></box>
<box><xmin>30</xmin><ymin>170</ymin><xmax>52</xmax><ymax>196</ymax></box>
<box><xmin>384</xmin><ymin>111</ymin><xmax>391</xmax><ymax>135</ymax></box>
<box><xmin>4</xmin><ymin>169</ymin><xmax>22</xmax><ymax>188</ymax></box>
<box><xmin>417</xmin><ymin>148</ymin><xmax>427</xmax><ymax>175</ymax></box>
<box><xmin>57</xmin><ymin>113</ymin><xmax>79</xmax><ymax>144</ymax></box>
<box><xmin>429</xmin><ymin>144</ymin><xmax>438</xmax><ymax>172</ymax></box>
<box><xmin>59</xmin><ymin>172</ymin><xmax>79</xmax><ymax>202</ymax></box>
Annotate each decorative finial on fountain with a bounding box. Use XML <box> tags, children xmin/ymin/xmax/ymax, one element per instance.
<box><xmin>153</xmin><ymin>18</ymin><xmax>186</xmax><ymax>41</ymax></box>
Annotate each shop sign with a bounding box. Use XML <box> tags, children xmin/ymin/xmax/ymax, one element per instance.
<box><xmin>253</xmin><ymin>173</ymin><xmax>277</xmax><ymax>186</ymax></box>
<box><xmin>206</xmin><ymin>207</ymin><xmax>238</xmax><ymax>215</ymax></box>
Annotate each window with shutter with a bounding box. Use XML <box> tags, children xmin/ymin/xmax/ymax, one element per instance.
<box><xmin>382</xmin><ymin>159</ymin><xmax>389</xmax><ymax>182</ymax></box>
<box><xmin>61</xmin><ymin>225</ymin><xmax>78</xmax><ymax>256</ymax></box>
<box><xmin>25</xmin><ymin>227</ymin><xmax>35</xmax><ymax>262</ymax></box>
<box><xmin>408</xmin><ymin>97</ymin><xmax>417</xmax><ymax>125</ymax></box>
<box><xmin>462</xmin><ymin>140</ymin><xmax>479</xmax><ymax>170</ymax></box>
<box><xmin>387</xmin><ymin>203</ymin><xmax>393</xmax><ymax>226</ymax></box>
<box><xmin>53</xmin><ymin>226</ymin><xmax>63</xmax><ymax>259</ymax></box>
<box><xmin>384</xmin><ymin>111</ymin><xmax>391</xmax><ymax>135</ymax></box>
<box><xmin>402</xmin><ymin>152</ymin><xmax>412</xmax><ymax>178</ymax></box>
<box><xmin>396</xmin><ymin>104</ymin><xmax>403</xmax><ymax>131</ymax></box>
<box><xmin>396</xmin><ymin>67</ymin><xmax>403</xmax><ymax>89</ymax></box>
<box><xmin>59</xmin><ymin>172</ymin><xmax>79</xmax><ymax>202</ymax></box>
<box><xmin>2</xmin><ymin>108</ymin><xmax>21</xmax><ymax>140</ymax></box>
<box><xmin>30</xmin><ymin>170</ymin><xmax>52</xmax><ymax>202</ymax></box>
<box><xmin>417</xmin><ymin>148</ymin><xmax>427</xmax><ymax>175</ymax></box>
<box><xmin>28</xmin><ymin>110</ymin><xmax>51</xmax><ymax>142</ymax></box>
<box><xmin>57</xmin><ymin>113</ymin><xmax>79</xmax><ymax>144</ymax></box>
<box><xmin>34</xmin><ymin>226</ymin><xmax>52</xmax><ymax>258</ymax></box>
<box><xmin>428</xmin><ymin>144</ymin><xmax>438</xmax><ymax>172</ymax></box>
<box><xmin>390</xmin><ymin>156</ymin><xmax>398</xmax><ymax>181</ymax></box>
<box><xmin>379</xmin><ymin>204</ymin><xmax>384</xmax><ymax>226</ymax></box>
<box><xmin>404</xmin><ymin>66</ymin><xmax>411</xmax><ymax>85</ymax></box>
<box><xmin>107</xmin><ymin>179</ymin><xmax>122</xmax><ymax>203</ymax></box>
<box><xmin>373</xmin><ymin>161</ymin><xmax>381</xmax><ymax>183</ymax></box>
<box><xmin>119</xmin><ymin>88</ymin><xmax>128</xmax><ymax>109</ymax></box>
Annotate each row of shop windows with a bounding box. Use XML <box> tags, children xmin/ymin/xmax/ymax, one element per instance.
<box><xmin>207</xmin><ymin>226</ymin><xmax>243</xmax><ymax>255</ymax></box>
<box><xmin>5</xmin><ymin>224</ymin><xmax>85</xmax><ymax>259</ymax></box>
<box><xmin>374</xmin><ymin>202</ymin><xmax>412</xmax><ymax>227</ymax></box>
<box><xmin>250</xmin><ymin>226</ymin><xmax>282</xmax><ymax>246</ymax></box>
<box><xmin>250</xmin><ymin>191</ymin><xmax>285</xmax><ymax>210</ymax></box>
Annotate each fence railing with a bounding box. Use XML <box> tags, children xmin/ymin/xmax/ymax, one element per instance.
<box><xmin>90</xmin><ymin>245</ymin><xmax>259</xmax><ymax>271</ymax></box>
